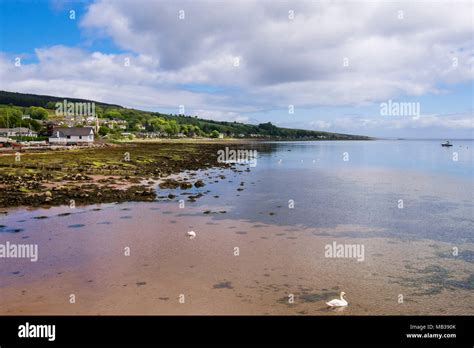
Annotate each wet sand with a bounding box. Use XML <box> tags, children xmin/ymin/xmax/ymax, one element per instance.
<box><xmin>1</xmin><ymin>202</ymin><xmax>473</xmax><ymax>315</ymax></box>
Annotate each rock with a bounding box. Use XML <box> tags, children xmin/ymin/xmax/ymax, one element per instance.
<box><xmin>194</xmin><ymin>180</ymin><xmax>205</xmax><ymax>188</ymax></box>
<box><xmin>179</xmin><ymin>182</ymin><xmax>193</xmax><ymax>190</ymax></box>
<box><xmin>159</xmin><ymin>179</ymin><xmax>180</xmax><ymax>189</ymax></box>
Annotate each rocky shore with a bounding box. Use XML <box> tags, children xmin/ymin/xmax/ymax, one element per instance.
<box><xmin>0</xmin><ymin>142</ymin><xmax>256</xmax><ymax>209</ymax></box>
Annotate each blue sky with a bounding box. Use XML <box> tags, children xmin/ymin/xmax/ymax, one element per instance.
<box><xmin>1</xmin><ymin>1</ymin><xmax>83</xmax><ymax>57</ymax></box>
<box><xmin>0</xmin><ymin>0</ymin><xmax>472</xmax><ymax>138</ymax></box>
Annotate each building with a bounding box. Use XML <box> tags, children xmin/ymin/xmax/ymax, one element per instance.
<box><xmin>49</xmin><ymin>127</ymin><xmax>94</xmax><ymax>145</ymax></box>
<box><xmin>0</xmin><ymin>127</ymin><xmax>37</xmax><ymax>137</ymax></box>
<box><xmin>0</xmin><ymin>137</ymin><xmax>16</xmax><ymax>148</ymax></box>
<box><xmin>0</xmin><ymin>136</ymin><xmax>11</xmax><ymax>144</ymax></box>
<box><xmin>100</xmin><ymin>119</ymin><xmax>128</xmax><ymax>130</ymax></box>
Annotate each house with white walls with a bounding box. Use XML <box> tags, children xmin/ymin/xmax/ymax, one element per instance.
<box><xmin>49</xmin><ymin>127</ymin><xmax>94</xmax><ymax>145</ymax></box>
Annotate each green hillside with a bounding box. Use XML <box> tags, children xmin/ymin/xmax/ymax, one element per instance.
<box><xmin>0</xmin><ymin>90</ymin><xmax>371</xmax><ymax>140</ymax></box>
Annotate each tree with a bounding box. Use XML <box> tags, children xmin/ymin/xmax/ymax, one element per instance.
<box><xmin>104</xmin><ymin>110</ymin><xmax>123</xmax><ymax>119</ymax></box>
<box><xmin>164</xmin><ymin>120</ymin><xmax>180</xmax><ymax>136</ymax></box>
<box><xmin>98</xmin><ymin>126</ymin><xmax>111</xmax><ymax>136</ymax></box>
<box><xmin>180</xmin><ymin>124</ymin><xmax>189</xmax><ymax>135</ymax></box>
<box><xmin>28</xmin><ymin>106</ymin><xmax>49</xmax><ymax>120</ymax></box>
<box><xmin>27</xmin><ymin>119</ymin><xmax>42</xmax><ymax>132</ymax></box>
<box><xmin>210</xmin><ymin>130</ymin><xmax>220</xmax><ymax>138</ymax></box>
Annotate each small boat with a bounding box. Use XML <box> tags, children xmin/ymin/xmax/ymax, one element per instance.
<box><xmin>441</xmin><ymin>141</ymin><xmax>453</xmax><ymax>147</ymax></box>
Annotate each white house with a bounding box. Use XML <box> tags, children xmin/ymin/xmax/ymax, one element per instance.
<box><xmin>49</xmin><ymin>127</ymin><xmax>94</xmax><ymax>145</ymax></box>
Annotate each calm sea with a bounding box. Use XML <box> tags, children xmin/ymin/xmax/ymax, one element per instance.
<box><xmin>183</xmin><ymin>139</ymin><xmax>474</xmax><ymax>244</ymax></box>
<box><xmin>2</xmin><ymin>139</ymin><xmax>473</xmax><ymax>244</ymax></box>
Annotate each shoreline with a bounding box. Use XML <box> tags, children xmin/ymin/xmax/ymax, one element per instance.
<box><xmin>1</xmin><ymin>138</ymin><xmax>375</xmax><ymax>209</ymax></box>
<box><xmin>0</xmin><ymin>141</ymin><xmax>255</xmax><ymax>209</ymax></box>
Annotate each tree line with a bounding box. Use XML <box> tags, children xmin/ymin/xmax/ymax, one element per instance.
<box><xmin>0</xmin><ymin>91</ymin><xmax>371</xmax><ymax>140</ymax></box>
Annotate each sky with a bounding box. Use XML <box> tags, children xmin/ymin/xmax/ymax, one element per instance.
<box><xmin>0</xmin><ymin>0</ymin><xmax>472</xmax><ymax>138</ymax></box>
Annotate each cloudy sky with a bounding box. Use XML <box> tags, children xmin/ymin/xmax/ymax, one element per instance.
<box><xmin>0</xmin><ymin>0</ymin><xmax>472</xmax><ymax>138</ymax></box>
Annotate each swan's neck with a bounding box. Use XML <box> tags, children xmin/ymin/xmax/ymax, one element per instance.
<box><xmin>340</xmin><ymin>293</ymin><xmax>345</xmax><ymax>300</ymax></box>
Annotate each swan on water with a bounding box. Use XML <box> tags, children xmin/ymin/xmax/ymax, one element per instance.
<box><xmin>326</xmin><ymin>291</ymin><xmax>348</xmax><ymax>307</ymax></box>
<box><xmin>186</xmin><ymin>231</ymin><xmax>196</xmax><ymax>239</ymax></box>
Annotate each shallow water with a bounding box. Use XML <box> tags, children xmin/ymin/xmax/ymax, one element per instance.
<box><xmin>1</xmin><ymin>140</ymin><xmax>473</xmax><ymax>315</ymax></box>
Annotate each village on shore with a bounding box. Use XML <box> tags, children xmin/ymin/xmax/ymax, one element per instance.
<box><xmin>0</xmin><ymin>115</ymin><xmax>230</xmax><ymax>150</ymax></box>
<box><xmin>0</xmin><ymin>92</ymin><xmax>370</xmax><ymax>151</ymax></box>
<box><xmin>0</xmin><ymin>98</ymin><xmax>253</xmax><ymax>150</ymax></box>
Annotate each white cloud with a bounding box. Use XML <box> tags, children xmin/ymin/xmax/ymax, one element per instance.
<box><xmin>0</xmin><ymin>48</ymin><xmax>224</xmax><ymax>110</ymax></box>
<box><xmin>332</xmin><ymin>113</ymin><xmax>474</xmax><ymax>130</ymax></box>
<box><xmin>192</xmin><ymin>109</ymin><xmax>249</xmax><ymax>123</ymax></box>
<box><xmin>309</xmin><ymin>120</ymin><xmax>332</xmax><ymax>130</ymax></box>
<box><xmin>79</xmin><ymin>0</ymin><xmax>473</xmax><ymax>108</ymax></box>
<box><xmin>0</xmin><ymin>0</ymin><xmax>472</xmax><ymax>137</ymax></box>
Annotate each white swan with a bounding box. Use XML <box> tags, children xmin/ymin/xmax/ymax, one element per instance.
<box><xmin>326</xmin><ymin>291</ymin><xmax>348</xmax><ymax>307</ymax></box>
<box><xmin>186</xmin><ymin>231</ymin><xmax>196</xmax><ymax>239</ymax></box>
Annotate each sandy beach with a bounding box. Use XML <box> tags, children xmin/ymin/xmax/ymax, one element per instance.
<box><xmin>1</xmin><ymin>200</ymin><xmax>473</xmax><ymax>315</ymax></box>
